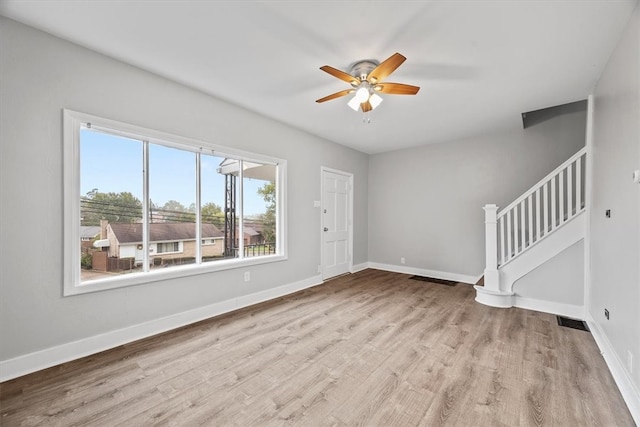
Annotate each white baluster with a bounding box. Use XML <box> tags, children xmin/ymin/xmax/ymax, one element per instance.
<box><xmin>543</xmin><ymin>182</ymin><xmax>549</xmax><ymax>235</ymax></box>
<box><xmin>551</xmin><ymin>176</ymin><xmax>557</xmax><ymax>229</ymax></box>
<box><xmin>567</xmin><ymin>162</ymin><xmax>574</xmax><ymax>219</ymax></box>
<box><xmin>527</xmin><ymin>194</ymin><xmax>533</xmax><ymax>248</ymax></box>
<box><xmin>559</xmin><ymin>168</ymin><xmax>565</xmax><ymax>224</ymax></box>
<box><xmin>512</xmin><ymin>208</ymin><xmax>517</xmax><ymax>256</ymax></box>
<box><xmin>535</xmin><ymin>188</ymin><xmax>541</xmax><ymax>242</ymax></box>
<box><xmin>500</xmin><ymin>215</ymin><xmax>505</xmax><ymax>265</ymax></box>
<box><xmin>576</xmin><ymin>155</ymin><xmax>582</xmax><ymax>212</ymax></box>
<box><xmin>519</xmin><ymin>201</ymin><xmax>525</xmax><ymax>253</ymax></box>
<box><xmin>507</xmin><ymin>210</ymin><xmax>512</xmax><ymax>261</ymax></box>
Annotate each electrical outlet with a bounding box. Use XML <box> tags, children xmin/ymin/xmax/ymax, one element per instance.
<box><xmin>604</xmin><ymin>308</ymin><xmax>609</xmax><ymax>320</ymax></box>
<box><xmin>244</xmin><ymin>271</ymin><xmax>250</xmax><ymax>282</ymax></box>
<box><xmin>628</xmin><ymin>350</ymin><xmax>633</xmax><ymax>373</ymax></box>
<box><xmin>400</xmin><ymin>257</ymin><xmax>405</xmax><ymax>265</ymax></box>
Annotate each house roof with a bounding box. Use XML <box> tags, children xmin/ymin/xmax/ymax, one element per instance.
<box><xmin>243</xmin><ymin>226</ymin><xmax>261</xmax><ymax>237</ymax></box>
<box><xmin>80</xmin><ymin>225</ymin><xmax>100</xmax><ymax>239</ymax></box>
<box><xmin>109</xmin><ymin>222</ymin><xmax>223</xmax><ymax>244</ymax></box>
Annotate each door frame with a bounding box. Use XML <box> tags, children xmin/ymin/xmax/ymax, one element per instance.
<box><xmin>320</xmin><ymin>166</ymin><xmax>354</xmax><ymax>280</ymax></box>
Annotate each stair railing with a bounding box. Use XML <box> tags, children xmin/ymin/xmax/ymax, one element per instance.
<box><xmin>482</xmin><ymin>147</ymin><xmax>587</xmax><ymax>292</ymax></box>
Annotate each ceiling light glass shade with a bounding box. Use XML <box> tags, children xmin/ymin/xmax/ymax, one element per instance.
<box><xmin>369</xmin><ymin>93</ymin><xmax>383</xmax><ymax>109</ymax></box>
<box><xmin>354</xmin><ymin>87</ymin><xmax>370</xmax><ymax>103</ymax></box>
<box><xmin>347</xmin><ymin>96</ymin><xmax>361</xmax><ymax>111</ymax></box>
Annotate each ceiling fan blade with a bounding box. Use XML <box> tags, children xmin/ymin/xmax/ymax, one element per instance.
<box><xmin>319</xmin><ymin>65</ymin><xmax>360</xmax><ymax>85</ymax></box>
<box><xmin>315</xmin><ymin>89</ymin><xmax>355</xmax><ymax>103</ymax></box>
<box><xmin>367</xmin><ymin>52</ymin><xmax>406</xmax><ymax>84</ymax></box>
<box><xmin>374</xmin><ymin>82</ymin><xmax>420</xmax><ymax>95</ymax></box>
<box><xmin>361</xmin><ymin>101</ymin><xmax>372</xmax><ymax>112</ymax></box>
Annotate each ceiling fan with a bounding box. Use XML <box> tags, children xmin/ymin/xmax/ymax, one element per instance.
<box><xmin>316</xmin><ymin>52</ymin><xmax>420</xmax><ymax>113</ymax></box>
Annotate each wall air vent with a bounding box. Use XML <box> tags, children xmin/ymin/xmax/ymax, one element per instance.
<box><xmin>557</xmin><ymin>315</ymin><xmax>590</xmax><ymax>331</ymax></box>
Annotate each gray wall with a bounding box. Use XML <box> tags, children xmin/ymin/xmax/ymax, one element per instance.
<box><xmin>590</xmin><ymin>4</ymin><xmax>640</xmax><ymax>392</ymax></box>
<box><xmin>368</xmin><ymin>111</ymin><xmax>586</xmax><ymax>277</ymax></box>
<box><xmin>513</xmin><ymin>240</ymin><xmax>584</xmax><ymax>306</ymax></box>
<box><xmin>0</xmin><ymin>18</ymin><xmax>369</xmax><ymax>361</ymax></box>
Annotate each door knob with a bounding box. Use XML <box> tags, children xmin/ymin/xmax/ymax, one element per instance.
<box><xmin>324</xmin><ymin>227</ymin><xmax>328</xmax><ymax>232</ymax></box>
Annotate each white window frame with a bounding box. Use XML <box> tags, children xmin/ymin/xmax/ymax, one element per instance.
<box><xmin>63</xmin><ymin>109</ymin><xmax>287</xmax><ymax>296</ymax></box>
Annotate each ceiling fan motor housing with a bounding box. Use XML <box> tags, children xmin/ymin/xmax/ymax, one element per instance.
<box><xmin>349</xmin><ymin>60</ymin><xmax>379</xmax><ymax>83</ymax></box>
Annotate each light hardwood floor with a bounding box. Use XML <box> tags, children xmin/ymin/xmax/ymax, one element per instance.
<box><xmin>0</xmin><ymin>269</ymin><xmax>634</xmax><ymax>426</ymax></box>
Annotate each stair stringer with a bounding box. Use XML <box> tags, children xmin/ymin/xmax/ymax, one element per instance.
<box><xmin>499</xmin><ymin>210</ymin><xmax>585</xmax><ymax>295</ymax></box>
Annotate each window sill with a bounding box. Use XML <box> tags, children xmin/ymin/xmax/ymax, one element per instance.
<box><xmin>65</xmin><ymin>254</ymin><xmax>287</xmax><ymax>296</ymax></box>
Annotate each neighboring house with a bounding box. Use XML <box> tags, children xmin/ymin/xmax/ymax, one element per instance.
<box><xmin>105</xmin><ymin>222</ymin><xmax>224</xmax><ymax>265</ymax></box>
<box><xmin>80</xmin><ymin>226</ymin><xmax>100</xmax><ymax>249</ymax></box>
<box><xmin>238</xmin><ymin>226</ymin><xmax>263</xmax><ymax>246</ymax></box>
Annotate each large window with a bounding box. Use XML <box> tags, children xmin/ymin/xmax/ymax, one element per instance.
<box><xmin>64</xmin><ymin>110</ymin><xmax>287</xmax><ymax>295</ymax></box>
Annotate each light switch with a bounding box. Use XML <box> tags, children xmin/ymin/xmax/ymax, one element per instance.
<box><xmin>633</xmin><ymin>170</ymin><xmax>640</xmax><ymax>184</ymax></box>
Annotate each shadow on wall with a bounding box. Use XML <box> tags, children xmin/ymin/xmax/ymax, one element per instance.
<box><xmin>522</xmin><ymin>100</ymin><xmax>587</xmax><ymax>129</ymax></box>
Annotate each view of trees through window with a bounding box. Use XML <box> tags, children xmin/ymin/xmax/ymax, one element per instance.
<box><xmin>79</xmin><ymin>125</ymin><xmax>278</xmax><ymax>283</ymax></box>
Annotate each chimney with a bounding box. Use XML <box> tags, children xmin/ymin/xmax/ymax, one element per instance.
<box><xmin>100</xmin><ymin>219</ymin><xmax>108</xmax><ymax>239</ymax></box>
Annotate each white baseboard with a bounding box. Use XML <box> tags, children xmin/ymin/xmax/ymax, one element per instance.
<box><xmin>475</xmin><ymin>286</ymin><xmax>514</xmax><ymax>308</ymax></box>
<box><xmin>367</xmin><ymin>262</ymin><xmax>478</xmax><ymax>285</ymax></box>
<box><xmin>513</xmin><ymin>295</ymin><xmax>585</xmax><ymax>319</ymax></box>
<box><xmin>586</xmin><ymin>315</ymin><xmax>640</xmax><ymax>425</ymax></box>
<box><xmin>351</xmin><ymin>262</ymin><xmax>368</xmax><ymax>273</ymax></box>
<box><xmin>0</xmin><ymin>274</ymin><xmax>323</xmax><ymax>382</ymax></box>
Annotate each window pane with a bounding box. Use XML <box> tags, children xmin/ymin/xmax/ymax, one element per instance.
<box><xmin>80</xmin><ymin>128</ymin><xmax>143</xmax><ymax>282</ymax></box>
<box><xmin>243</xmin><ymin>161</ymin><xmax>277</xmax><ymax>258</ymax></box>
<box><xmin>215</xmin><ymin>157</ymin><xmax>242</xmax><ymax>259</ymax></box>
<box><xmin>149</xmin><ymin>143</ymin><xmax>196</xmax><ymax>269</ymax></box>
<box><xmin>200</xmin><ymin>154</ymin><xmax>228</xmax><ymax>262</ymax></box>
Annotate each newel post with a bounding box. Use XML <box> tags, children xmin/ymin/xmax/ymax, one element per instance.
<box><xmin>482</xmin><ymin>204</ymin><xmax>500</xmax><ymax>292</ymax></box>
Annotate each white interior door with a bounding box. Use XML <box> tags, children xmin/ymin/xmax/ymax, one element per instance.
<box><xmin>322</xmin><ymin>168</ymin><xmax>352</xmax><ymax>280</ymax></box>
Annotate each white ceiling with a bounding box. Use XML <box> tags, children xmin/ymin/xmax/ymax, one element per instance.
<box><xmin>0</xmin><ymin>1</ymin><xmax>636</xmax><ymax>154</ymax></box>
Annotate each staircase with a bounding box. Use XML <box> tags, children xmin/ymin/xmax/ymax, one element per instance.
<box><xmin>475</xmin><ymin>147</ymin><xmax>587</xmax><ymax>308</ymax></box>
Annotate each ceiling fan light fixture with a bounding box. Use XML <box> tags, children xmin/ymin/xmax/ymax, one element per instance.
<box><xmin>347</xmin><ymin>96</ymin><xmax>361</xmax><ymax>111</ymax></box>
<box><xmin>369</xmin><ymin>93</ymin><xmax>383</xmax><ymax>109</ymax></box>
<box><xmin>354</xmin><ymin>86</ymin><xmax>370</xmax><ymax>103</ymax></box>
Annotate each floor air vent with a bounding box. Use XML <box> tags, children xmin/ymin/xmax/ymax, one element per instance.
<box><xmin>556</xmin><ymin>316</ymin><xmax>590</xmax><ymax>331</ymax></box>
<box><xmin>409</xmin><ymin>276</ymin><xmax>458</xmax><ymax>286</ymax></box>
